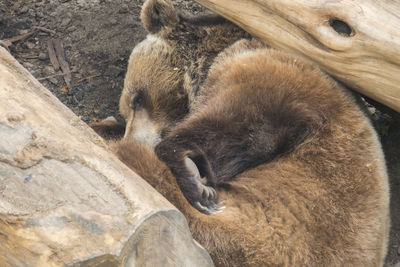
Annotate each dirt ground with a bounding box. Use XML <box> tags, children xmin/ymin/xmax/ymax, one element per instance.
<box><xmin>1</xmin><ymin>0</ymin><xmax>399</xmax><ymax>265</ymax></box>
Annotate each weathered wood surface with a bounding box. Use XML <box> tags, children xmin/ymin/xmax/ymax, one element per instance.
<box><xmin>0</xmin><ymin>47</ymin><xmax>213</xmax><ymax>267</ymax></box>
<box><xmin>194</xmin><ymin>0</ymin><xmax>400</xmax><ymax>112</ymax></box>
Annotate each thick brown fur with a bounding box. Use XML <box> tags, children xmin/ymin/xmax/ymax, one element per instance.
<box><xmin>110</xmin><ymin>141</ymin><xmax>253</xmax><ymax>266</ymax></box>
<box><xmin>92</xmin><ymin>0</ymin><xmax>390</xmax><ymax>266</ymax></box>
<box><xmin>152</xmin><ymin>41</ymin><xmax>390</xmax><ymax>266</ymax></box>
<box><xmin>90</xmin><ymin>120</ymin><xmax>125</xmax><ymax>140</ymax></box>
<box><xmin>119</xmin><ymin>1</ymin><xmax>250</xmax><ymax>145</ymax></box>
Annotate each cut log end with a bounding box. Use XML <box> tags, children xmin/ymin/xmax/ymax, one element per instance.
<box><xmin>0</xmin><ymin>46</ymin><xmax>212</xmax><ymax>266</ymax></box>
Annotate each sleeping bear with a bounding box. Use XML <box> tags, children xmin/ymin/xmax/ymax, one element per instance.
<box><xmin>92</xmin><ymin>0</ymin><xmax>390</xmax><ymax>266</ymax></box>
<box><xmin>117</xmin><ymin>0</ymin><xmax>250</xmax><ymax>145</ymax></box>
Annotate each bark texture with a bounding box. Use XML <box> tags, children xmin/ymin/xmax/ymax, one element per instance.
<box><xmin>0</xmin><ymin>47</ymin><xmax>213</xmax><ymax>267</ymax></box>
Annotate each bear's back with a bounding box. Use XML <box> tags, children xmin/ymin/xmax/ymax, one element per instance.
<box><xmin>199</xmin><ymin>47</ymin><xmax>390</xmax><ymax>266</ymax></box>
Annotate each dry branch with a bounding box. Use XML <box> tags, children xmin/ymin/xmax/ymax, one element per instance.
<box><xmin>47</xmin><ymin>39</ymin><xmax>60</xmax><ymax>70</ymax></box>
<box><xmin>53</xmin><ymin>39</ymin><xmax>72</xmax><ymax>87</ymax></box>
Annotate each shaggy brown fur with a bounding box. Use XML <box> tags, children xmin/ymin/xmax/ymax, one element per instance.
<box><xmin>152</xmin><ymin>42</ymin><xmax>390</xmax><ymax>266</ymax></box>
<box><xmin>111</xmin><ymin>141</ymin><xmax>253</xmax><ymax>266</ymax></box>
<box><xmin>90</xmin><ymin>120</ymin><xmax>125</xmax><ymax>140</ymax></box>
<box><xmin>92</xmin><ymin>0</ymin><xmax>390</xmax><ymax>266</ymax></box>
<box><xmin>111</xmin><ymin>42</ymin><xmax>390</xmax><ymax>266</ymax></box>
<box><xmin>119</xmin><ymin>0</ymin><xmax>250</xmax><ymax>145</ymax></box>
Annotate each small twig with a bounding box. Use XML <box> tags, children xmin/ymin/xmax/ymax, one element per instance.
<box><xmin>21</xmin><ymin>54</ymin><xmax>39</xmax><ymax>59</ymax></box>
<box><xmin>0</xmin><ymin>40</ymin><xmax>10</xmax><ymax>52</ymax></box>
<box><xmin>4</xmin><ymin>30</ymin><xmax>37</xmax><ymax>44</ymax></box>
<box><xmin>47</xmin><ymin>40</ymin><xmax>60</xmax><ymax>70</ymax></box>
<box><xmin>53</xmin><ymin>39</ymin><xmax>72</xmax><ymax>88</ymax></box>
<box><xmin>76</xmin><ymin>74</ymin><xmax>101</xmax><ymax>83</ymax></box>
<box><xmin>34</xmin><ymin>26</ymin><xmax>56</xmax><ymax>35</ymax></box>
<box><xmin>0</xmin><ymin>27</ymin><xmax>55</xmax><ymax>52</ymax></box>
<box><xmin>37</xmin><ymin>71</ymin><xmax>73</xmax><ymax>81</ymax></box>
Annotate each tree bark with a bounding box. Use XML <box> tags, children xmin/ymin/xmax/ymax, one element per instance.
<box><xmin>0</xmin><ymin>47</ymin><xmax>213</xmax><ymax>267</ymax></box>
<box><xmin>194</xmin><ymin>0</ymin><xmax>400</xmax><ymax>112</ymax></box>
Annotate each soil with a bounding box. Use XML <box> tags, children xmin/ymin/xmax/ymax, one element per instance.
<box><xmin>0</xmin><ymin>0</ymin><xmax>399</xmax><ymax>265</ymax></box>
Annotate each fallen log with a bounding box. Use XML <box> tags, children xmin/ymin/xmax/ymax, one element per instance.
<box><xmin>0</xmin><ymin>47</ymin><xmax>213</xmax><ymax>266</ymax></box>
<box><xmin>194</xmin><ymin>0</ymin><xmax>400</xmax><ymax>112</ymax></box>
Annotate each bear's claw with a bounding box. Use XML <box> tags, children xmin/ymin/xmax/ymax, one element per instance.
<box><xmin>194</xmin><ymin>201</ymin><xmax>224</xmax><ymax>215</ymax></box>
<box><xmin>184</xmin><ymin>157</ymin><xmax>224</xmax><ymax>215</ymax></box>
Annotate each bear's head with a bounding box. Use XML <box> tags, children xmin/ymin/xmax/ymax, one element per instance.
<box><xmin>119</xmin><ymin>0</ymin><xmax>249</xmax><ymax>146</ymax></box>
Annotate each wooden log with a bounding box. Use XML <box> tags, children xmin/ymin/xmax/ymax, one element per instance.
<box><xmin>194</xmin><ymin>0</ymin><xmax>400</xmax><ymax>112</ymax></box>
<box><xmin>0</xmin><ymin>47</ymin><xmax>213</xmax><ymax>267</ymax></box>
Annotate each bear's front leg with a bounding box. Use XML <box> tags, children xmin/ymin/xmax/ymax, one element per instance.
<box><xmin>155</xmin><ymin>140</ymin><xmax>224</xmax><ymax>215</ymax></box>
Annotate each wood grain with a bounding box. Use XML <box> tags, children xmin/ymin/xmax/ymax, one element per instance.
<box><xmin>0</xmin><ymin>47</ymin><xmax>213</xmax><ymax>267</ymax></box>
<box><xmin>194</xmin><ymin>0</ymin><xmax>400</xmax><ymax>112</ymax></box>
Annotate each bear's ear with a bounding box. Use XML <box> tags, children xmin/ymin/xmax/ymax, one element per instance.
<box><xmin>141</xmin><ymin>0</ymin><xmax>178</xmax><ymax>33</ymax></box>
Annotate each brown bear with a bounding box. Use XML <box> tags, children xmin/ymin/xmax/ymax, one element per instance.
<box><xmin>93</xmin><ymin>0</ymin><xmax>390</xmax><ymax>266</ymax></box>
<box><xmin>116</xmin><ymin>0</ymin><xmax>250</xmax><ymax>146</ymax></box>
<box><xmin>91</xmin><ymin>2</ymin><xmax>250</xmax><ymax>143</ymax></box>
<box><xmin>152</xmin><ymin>40</ymin><xmax>390</xmax><ymax>266</ymax></box>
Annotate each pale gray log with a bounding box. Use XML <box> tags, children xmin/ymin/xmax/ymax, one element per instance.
<box><xmin>0</xmin><ymin>47</ymin><xmax>213</xmax><ymax>267</ymax></box>
<box><xmin>194</xmin><ymin>0</ymin><xmax>400</xmax><ymax>112</ymax></box>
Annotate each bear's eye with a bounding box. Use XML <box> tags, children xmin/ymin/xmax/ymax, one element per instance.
<box><xmin>132</xmin><ymin>93</ymin><xmax>144</xmax><ymax>110</ymax></box>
